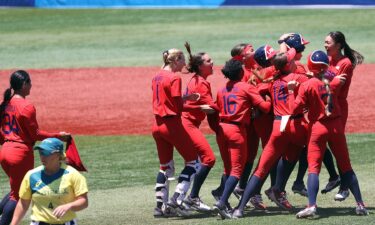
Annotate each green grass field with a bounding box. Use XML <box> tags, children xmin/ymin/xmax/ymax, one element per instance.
<box><xmin>1</xmin><ymin>134</ymin><xmax>374</xmax><ymax>224</ymax></box>
<box><xmin>0</xmin><ymin>8</ymin><xmax>375</xmax><ymax>69</ymax></box>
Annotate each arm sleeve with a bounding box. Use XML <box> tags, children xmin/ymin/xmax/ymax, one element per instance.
<box><xmin>170</xmin><ymin>76</ymin><xmax>182</xmax><ymax>97</ymax></box>
<box><xmin>72</xmin><ymin>171</ymin><xmax>89</xmax><ymax>197</ymax></box>
<box><xmin>19</xmin><ymin>172</ymin><xmax>32</xmax><ymax>200</ymax></box>
<box><xmin>200</xmin><ymin>82</ymin><xmax>219</xmax><ymax>111</ymax></box>
<box><xmin>247</xmin><ymin>86</ymin><xmax>271</xmax><ymax>113</ymax></box>
<box><xmin>289</xmin><ymin>83</ymin><xmax>307</xmax><ymax>114</ymax></box>
<box><xmin>19</xmin><ymin>105</ymin><xmax>60</xmax><ymax>141</ymax></box>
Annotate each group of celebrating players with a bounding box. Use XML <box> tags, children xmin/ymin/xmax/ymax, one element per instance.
<box><xmin>151</xmin><ymin>31</ymin><xmax>368</xmax><ymax>220</ymax></box>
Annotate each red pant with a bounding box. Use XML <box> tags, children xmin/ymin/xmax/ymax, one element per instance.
<box><xmin>307</xmin><ymin>117</ymin><xmax>352</xmax><ymax>174</ymax></box>
<box><xmin>152</xmin><ymin>116</ymin><xmax>197</xmax><ymax>166</ymax></box>
<box><xmin>217</xmin><ymin>123</ymin><xmax>247</xmax><ymax>179</ymax></box>
<box><xmin>182</xmin><ymin>117</ymin><xmax>216</xmax><ymax>167</ymax></box>
<box><xmin>339</xmin><ymin>99</ymin><xmax>348</xmax><ymax>130</ymax></box>
<box><xmin>0</xmin><ymin>142</ymin><xmax>34</xmax><ymax>201</ymax></box>
<box><xmin>253</xmin><ymin>118</ymin><xmax>307</xmax><ymax>179</ymax></box>
<box><xmin>246</xmin><ymin>113</ymin><xmax>273</xmax><ymax>164</ymax></box>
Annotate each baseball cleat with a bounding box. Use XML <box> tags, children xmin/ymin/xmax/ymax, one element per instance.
<box><xmin>296</xmin><ymin>205</ymin><xmax>317</xmax><ymax>219</ymax></box>
<box><xmin>334</xmin><ymin>189</ymin><xmax>350</xmax><ymax>201</ymax></box>
<box><xmin>269</xmin><ymin>189</ymin><xmax>293</xmax><ymax>210</ymax></box>
<box><xmin>167</xmin><ymin>198</ymin><xmax>190</xmax><ymax>217</ymax></box>
<box><xmin>249</xmin><ymin>194</ymin><xmax>267</xmax><ymax>210</ymax></box>
<box><xmin>321</xmin><ymin>177</ymin><xmax>340</xmax><ymax>194</ymax></box>
<box><xmin>355</xmin><ymin>204</ymin><xmax>369</xmax><ymax>216</ymax></box>
<box><xmin>292</xmin><ymin>182</ymin><xmax>308</xmax><ymax>197</ymax></box>
<box><xmin>211</xmin><ymin>189</ymin><xmax>221</xmax><ymax>202</ymax></box>
<box><xmin>213</xmin><ymin>201</ymin><xmax>232</xmax><ymax>219</ymax></box>
<box><xmin>233</xmin><ymin>187</ymin><xmax>244</xmax><ymax>200</ymax></box>
<box><xmin>183</xmin><ymin>196</ymin><xmax>211</xmax><ymax>212</ymax></box>
<box><xmin>232</xmin><ymin>208</ymin><xmax>244</xmax><ymax>219</ymax></box>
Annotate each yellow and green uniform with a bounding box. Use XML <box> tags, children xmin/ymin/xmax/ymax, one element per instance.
<box><xmin>19</xmin><ymin>164</ymin><xmax>88</xmax><ymax>224</ymax></box>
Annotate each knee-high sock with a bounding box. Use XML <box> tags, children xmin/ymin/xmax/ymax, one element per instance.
<box><xmin>323</xmin><ymin>148</ymin><xmax>339</xmax><ymax>180</ymax></box>
<box><xmin>238</xmin><ymin>162</ymin><xmax>253</xmax><ymax>190</ymax></box>
<box><xmin>270</xmin><ymin>162</ymin><xmax>278</xmax><ymax>187</ymax></box>
<box><xmin>190</xmin><ymin>165</ymin><xmax>211</xmax><ymax>198</ymax></box>
<box><xmin>219</xmin><ymin>176</ymin><xmax>239</xmax><ymax>205</ymax></box>
<box><xmin>0</xmin><ymin>199</ymin><xmax>17</xmax><ymax>225</ymax></box>
<box><xmin>214</xmin><ymin>174</ymin><xmax>228</xmax><ymax>196</ymax></box>
<box><xmin>307</xmin><ymin>173</ymin><xmax>319</xmax><ymax>207</ymax></box>
<box><xmin>295</xmin><ymin>148</ymin><xmax>308</xmax><ymax>185</ymax></box>
<box><xmin>342</xmin><ymin>170</ymin><xmax>363</xmax><ymax>204</ymax></box>
<box><xmin>0</xmin><ymin>193</ymin><xmax>10</xmax><ymax>216</ymax></box>
<box><xmin>237</xmin><ymin>175</ymin><xmax>263</xmax><ymax>211</ymax></box>
<box><xmin>274</xmin><ymin>159</ymin><xmax>297</xmax><ymax>192</ymax></box>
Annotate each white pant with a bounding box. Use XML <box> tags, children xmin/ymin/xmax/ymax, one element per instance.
<box><xmin>30</xmin><ymin>219</ymin><xmax>77</xmax><ymax>225</ymax></box>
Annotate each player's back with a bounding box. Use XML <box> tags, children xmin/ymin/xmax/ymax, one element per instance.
<box><xmin>270</xmin><ymin>72</ymin><xmax>308</xmax><ymax>116</ymax></box>
<box><xmin>1</xmin><ymin>97</ymin><xmax>34</xmax><ymax>145</ymax></box>
<box><xmin>152</xmin><ymin>69</ymin><xmax>181</xmax><ymax>117</ymax></box>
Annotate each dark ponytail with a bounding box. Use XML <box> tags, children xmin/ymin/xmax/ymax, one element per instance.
<box><xmin>0</xmin><ymin>70</ymin><xmax>31</xmax><ymax>118</ymax></box>
<box><xmin>328</xmin><ymin>31</ymin><xmax>364</xmax><ymax>68</ymax></box>
<box><xmin>184</xmin><ymin>41</ymin><xmax>205</xmax><ymax>74</ymax></box>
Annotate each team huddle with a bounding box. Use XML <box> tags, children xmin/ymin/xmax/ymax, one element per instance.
<box><xmin>151</xmin><ymin>31</ymin><xmax>368</xmax><ymax>219</ymax></box>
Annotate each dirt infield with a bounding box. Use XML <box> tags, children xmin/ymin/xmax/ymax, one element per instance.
<box><xmin>0</xmin><ymin>65</ymin><xmax>374</xmax><ymax>135</ymax></box>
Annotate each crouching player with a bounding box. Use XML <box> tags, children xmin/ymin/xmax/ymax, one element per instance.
<box><xmin>287</xmin><ymin>50</ymin><xmax>368</xmax><ymax>218</ymax></box>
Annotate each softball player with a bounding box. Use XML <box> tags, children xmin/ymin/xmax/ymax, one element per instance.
<box><xmin>10</xmin><ymin>138</ymin><xmax>88</xmax><ymax>225</ymax></box>
<box><xmin>0</xmin><ymin>70</ymin><xmax>70</xmax><ymax>225</ymax></box>
<box><xmin>290</xmin><ymin>50</ymin><xmax>368</xmax><ymax>218</ymax></box>
<box><xmin>233</xmin><ymin>48</ymin><xmax>309</xmax><ymax>218</ymax></box>
<box><xmin>229</xmin><ymin>43</ymin><xmax>275</xmax><ymax>210</ymax></box>
<box><xmin>213</xmin><ymin>59</ymin><xmax>272</xmax><ymax>219</ymax></box>
<box><xmin>324</xmin><ymin>31</ymin><xmax>364</xmax><ymax>200</ymax></box>
<box><xmin>152</xmin><ymin>48</ymin><xmax>200</xmax><ymax>217</ymax></box>
<box><xmin>180</xmin><ymin>43</ymin><xmax>217</xmax><ymax>212</ymax></box>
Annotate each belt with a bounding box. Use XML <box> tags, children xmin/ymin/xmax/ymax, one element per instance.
<box><xmin>4</xmin><ymin>139</ymin><xmax>26</xmax><ymax>144</ymax></box>
<box><xmin>34</xmin><ymin>221</ymin><xmax>75</xmax><ymax>225</ymax></box>
<box><xmin>274</xmin><ymin>114</ymin><xmax>303</xmax><ymax>120</ymax></box>
<box><xmin>220</xmin><ymin>119</ymin><xmax>242</xmax><ymax>126</ymax></box>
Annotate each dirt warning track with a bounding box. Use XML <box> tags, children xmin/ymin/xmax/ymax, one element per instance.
<box><xmin>0</xmin><ymin>64</ymin><xmax>374</xmax><ymax>135</ymax></box>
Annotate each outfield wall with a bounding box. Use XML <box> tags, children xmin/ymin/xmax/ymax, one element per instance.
<box><xmin>1</xmin><ymin>0</ymin><xmax>375</xmax><ymax>7</ymax></box>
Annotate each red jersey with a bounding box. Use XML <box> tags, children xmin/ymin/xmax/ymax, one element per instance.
<box><xmin>182</xmin><ymin>74</ymin><xmax>215</xmax><ymax>123</ymax></box>
<box><xmin>1</xmin><ymin>98</ymin><xmax>59</xmax><ymax>146</ymax></box>
<box><xmin>328</xmin><ymin>56</ymin><xmax>353</xmax><ymax>101</ymax></box>
<box><xmin>217</xmin><ymin>81</ymin><xmax>266</xmax><ymax>125</ymax></box>
<box><xmin>241</xmin><ymin>67</ymin><xmax>253</xmax><ymax>83</ymax></box>
<box><xmin>152</xmin><ymin>69</ymin><xmax>182</xmax><ymax>117</ymax></box>
<box><xmin>269</xmin><ymin>73</ymin><xmax>308</xmax><ymax>116</ymax></box>
<box><xmin>290</xmin><ymin>77</ymin><xmax>341</xmax><ymax>122</ymax></box>
<box><xmin>295</xmin><ymin>61</ymin><xmax>307</xmax><ymax>74</ymax></box>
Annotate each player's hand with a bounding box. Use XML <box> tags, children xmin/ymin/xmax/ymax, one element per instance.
<box><xmin>287</xmin><ymin>80</ymin><xmax>299</xmax><ymax>91</ymax></box>
<box><xmin>248</xmin><ymin>75</ymin><xmax>258</xmax><ymax>86</ymax></box>
<box><xmin>335</xmin><ymin>74</ymin><xmax>347</xmax><ymax>86</ymax></box>
<box><xmin>200</xmin><ymin>105</ymin><xmax>216</xmax><ymax>114</ymax></box>
<box><xmin>183</xmin><ymin>93</ymin><xmax>200</xmax><ymax>101</ymax></box>
<box><xmin>265</xmin><ymin>95</ymin><xmax>271</xmax><ymax>102</ymax></box>
<box><xmin>278</xmin><ymin>33</ymin><xmax>294</xmax><ymax>43</ymax></box>
<box><xmin>305</xmin><ymin>71</ymin><xmax>314</xmax><ymax>77</ymax></box>
<box><xmin>53</xmin><ymin>203</ymin><xmax>72</xmax><ymax>218</ymax></box>
<box><xmin>59</xmin><ymin>132</ymin><xmax>71</xmax><ymax>142</ymax></box>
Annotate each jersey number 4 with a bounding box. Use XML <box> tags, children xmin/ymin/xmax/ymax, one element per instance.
<box><xmin>273</xmin><ymin>85</ymin><xmax>288</xmax><ymax>105</ymax></box>
<box><xmin>2</xmin><ymin>113</ymin><xmax>19</xmax><ymax>135</ymax></box>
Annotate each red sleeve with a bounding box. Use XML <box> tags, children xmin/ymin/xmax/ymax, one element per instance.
<box><xmin>170</xmin><ymin>76</ymin><xmax>181</xmax><ymax>97</ymax></box>
<box><xmin>247</xmin><ymin>86</ymin><xmax>271</xmax><ymax>113</ymax></box>
<box><xmin>19</xmin><ymin>105</ymin><xmax>60</xmax><ymax>141</ymax></box>
<box><xmin>257</xmin><ymin>83</ymin><xmax>270</xmax><ymax>96</ymax></box>
<box><xmin>289</xmin><ymin>83</ymin><xmax>307</xmax><ymax>114</ymax></box>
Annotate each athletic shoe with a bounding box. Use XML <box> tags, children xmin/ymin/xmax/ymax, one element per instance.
<box><xmin>292</xmin><ymin>182</ymin><xmax>308</xmax><ymax>197</ymax></box>
<box><xmin>296</xmin><ymin>205</ymin><xmax>317</xmax><ymax>219</ymax></box>
<box><xmin>321</xmin><ymin>177</ymin><xmax>340</xmax><ymax>194</ymax></box>
<box><xmin>334</xmin><ymin>189</ymin><xmax>350</xmax><ymax>201</ymax></box>
<box><xmin>265</xmin><ymin>188</ymin><xmax>273</xmax><ymax>201</ymax></box>
<box><xmin>211</xmin><ymin>189</ymin><xmax>221</xmax><ymax>202</ymax></box>
<box><xmin>355</xmin><ymin>204</ymin><xmax>369</xmax><ymax>216</ymax></box>
<box><xmin>233</xmin><ymin>187</ymin><xmax>244</xmax><ymax>200</ymax></box>
<box><xmin>249</xmin><ymin>194</ymin><xmax>267</xmax><ymax>210</ymax></box>
<box><xmin>167</xmin><ymin>198</ymin><xmax>190</xmax><ymax>216</ymax></box>
<box><xmin>232</xmin><ymin>208</ymin><xmax>244</xmax><ymax>219</ymax></box>
<box><xmin>153</xmin><ymin>207</ymin><xmax>164</xmax><ymax>217</ymax></box>
<box><xmin>183</xmin><ymin>196</ymin><xmax>211</xmax><ymax>212</ymax></box>
<box><xmin>269</xmin><ymin>189</ymin><xmax>293</xmax><ymax>210</ymax></box>
<box><xmin>213</xmin><ymin>201</ymin><xmax>232</xmax><ymax>219</ymax></box>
